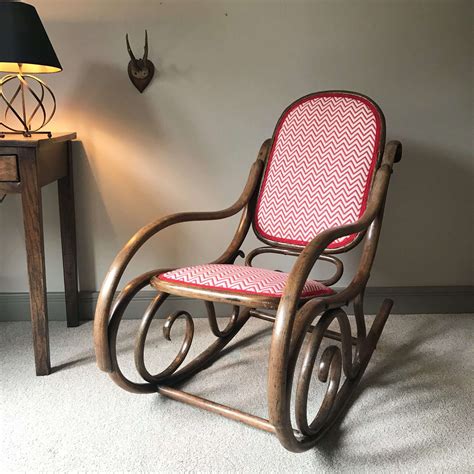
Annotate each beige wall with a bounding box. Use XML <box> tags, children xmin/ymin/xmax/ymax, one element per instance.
<box><xmin>0</xmin><ymin>0</ymin><xmax>472</xmax><ymax>293</ymax></box>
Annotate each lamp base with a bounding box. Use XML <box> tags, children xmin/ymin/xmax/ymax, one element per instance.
<box><xmin>0</xmin><ymin>73</ymin><xmax>56</xmax><ymax>136</ymax></box>
<box><xmin>0</xmin><ymin>130</ymin><xmax>52</xmax><ymax>138</ymax></box>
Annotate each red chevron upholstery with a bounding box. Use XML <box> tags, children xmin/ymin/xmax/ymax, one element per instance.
<box><xmin>255</xmin><ymin>92</ymin><xmax>383</xmax><ymax>249</ymax></box>
<box><xmin>158</xmin><ymin>264</ymin><xmax>334</xmax><ymax>298</ymax></box>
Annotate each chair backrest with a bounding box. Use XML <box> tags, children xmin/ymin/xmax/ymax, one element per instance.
<box><xmin>254</xmin><ymin>91</ymin><xmax>385</xmax><ymax>251</ymax></box>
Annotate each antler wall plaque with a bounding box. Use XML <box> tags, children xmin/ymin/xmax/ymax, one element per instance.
<box><xmin>126</xmin><ymin>30</ymin><xmax>155</xmax><ymax>93</ymax></box>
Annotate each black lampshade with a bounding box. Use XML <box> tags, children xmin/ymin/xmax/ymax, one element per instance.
<box><xmin>0</xmin><ymin>1</ymin><xmax>62</xmax><ymax>74</ymax></box>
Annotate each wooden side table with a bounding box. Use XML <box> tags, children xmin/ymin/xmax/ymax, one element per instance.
<box><xmin>0</xmin><ymin>133</ymin><xmax>79</xmax><ymax>376</ymax></box>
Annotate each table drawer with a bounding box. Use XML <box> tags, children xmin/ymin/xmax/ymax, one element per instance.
<box><xmin>0</xmin><ymin>155</ymin><xmax>19</xmax><ymax>181</ymax></box>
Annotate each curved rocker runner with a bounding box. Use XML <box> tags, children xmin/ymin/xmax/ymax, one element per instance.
<box><xmin>93</xmin><ymin>90</ymin><xmax>402</xmax><ymax>453</ymax></box>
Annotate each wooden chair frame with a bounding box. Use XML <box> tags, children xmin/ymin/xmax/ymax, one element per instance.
<box><xmin>93</xmin><ymin>94</ymin><xmax>402</xmax><ymax>452</ymax></box>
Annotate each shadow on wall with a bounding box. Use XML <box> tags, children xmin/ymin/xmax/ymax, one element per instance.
<box><xmin>71</xmin><ymin>140</ymin><xmax>108</xmax><ymax>291</ymax></box>
<box><xmin>373</xmin><ymin>139</ymin><xmax>473</xmax><ymax>286</ymax></box>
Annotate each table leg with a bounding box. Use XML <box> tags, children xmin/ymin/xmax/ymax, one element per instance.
<box><xmin>58</xmin><ymin>141</ymin><xmax>79</xmax><ymax>327</ymax></box>
<box><xmin>19</xmin><ymin>149</ymin><xmax>51</xmax><ymax>376</ymax></box>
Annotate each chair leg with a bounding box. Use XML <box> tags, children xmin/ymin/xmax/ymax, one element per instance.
<box><xmin>268</xmin><ymin>297</ymin><xmax>393</xmax><ymax>453</ymax></box>
<box><xmin>157</xmin><ymin>385</ymin><xmax>276</xmax><ymax>433</ymax></box>
<box><xmin>103</xmin><ymin>272</ymin><xmax>252</xmax><ymax>393</ymax></box>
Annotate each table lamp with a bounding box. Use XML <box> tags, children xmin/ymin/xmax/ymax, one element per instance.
<box><xmin>0</xmin><ymin>1</ymin><xmax>62</xmax><ymax>137</ymax></box>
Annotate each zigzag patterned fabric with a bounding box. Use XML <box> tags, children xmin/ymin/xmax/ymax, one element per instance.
<box><xmin>158</xmin><ymin>264</ymin><xmax>334</xmax><ymax>298</ymax></box>
<box><xmin>255</xmin><ymin>92</ymin><xmax>382</xmax><ymax>249</ymax></box>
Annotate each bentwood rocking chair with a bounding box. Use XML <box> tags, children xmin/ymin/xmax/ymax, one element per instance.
<box><xmin>94</xmin><ymin>91</ymin><xmax>402</xmax><ymax>452</ymax></box>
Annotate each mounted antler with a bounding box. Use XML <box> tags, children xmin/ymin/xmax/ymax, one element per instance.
<box><xmin>126</xmin><ymin>34</ymin><xmax>139</xmax><ymax>70</ymax></box>
<box><xmin>143</xmin><ymin>30</ymin><xmax>149</xmax><ymax>63</ymax></box>
<box><xmin>126</xmin><ymin>30</ymin><xmax>155</xmax><ymax>93</ymax></box>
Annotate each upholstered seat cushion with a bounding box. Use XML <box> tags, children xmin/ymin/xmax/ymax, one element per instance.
<box><xmin>157</xmin><ymin>264</ymin><xmax>334</xmax><ymax>298</ymax></box>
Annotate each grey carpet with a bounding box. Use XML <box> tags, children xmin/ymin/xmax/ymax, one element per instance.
<box><xmin>1</xmin><ymin>314</ymin><xmax>473</xmax><ymax>473</ymax></box>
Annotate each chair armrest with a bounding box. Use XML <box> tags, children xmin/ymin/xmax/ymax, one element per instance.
<box><xmin>278</xmin><ymin>141</ymin><xmax>402</xmax><ymax>316</ymax></box>
<box><xmin>94</xmin><ymin>155</ymin><xmax>265</xmax><ymax>371</ymax></box>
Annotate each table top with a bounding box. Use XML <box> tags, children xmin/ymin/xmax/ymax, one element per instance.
<box><xmin>0</xmin><ymin>132</ymin><xmax>77</xmax><ymax>148</ymax></box>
